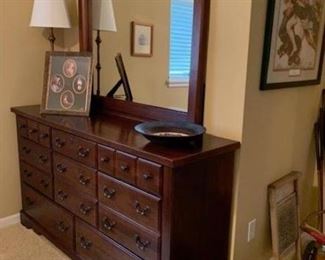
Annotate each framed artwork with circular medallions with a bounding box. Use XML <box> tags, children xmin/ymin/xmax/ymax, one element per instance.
<box><xmin>41</xmin><ymin>51</ymin><xmax>93</xmax><ymax>116</ymax></box>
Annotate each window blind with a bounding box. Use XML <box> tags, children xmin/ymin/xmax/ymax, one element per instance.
<box><xmin>168</xmin><ymin>0</ymin><xmax>194</xmax><ymax>87</ymax></box>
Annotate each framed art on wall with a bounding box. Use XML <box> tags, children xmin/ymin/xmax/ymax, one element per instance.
<box><xmin>41</xmin><ymin>52</ymin><xmax>93</xmax><ymax>116</ymax></box>
<box><xmin>261</xmin><ymin>0</ymin><xmax>325</xmax><ymax>90</ymax></box>
<box><xmin>131</xmin><ymin>21</ymin><xmax>153</xmax><ymax>57</ymax></box>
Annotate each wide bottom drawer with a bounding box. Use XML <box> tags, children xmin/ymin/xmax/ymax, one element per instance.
<box><xmin>99</xmin><ymin>205</ymin><xmax>160</xmax><ymax>260</ymax></box>
<box><xmin>22</xmin><ymin>183</ymin><xmax>74</xmax><ymax>251</ymax></box>
<box><xmin>76</xmin><ymin>219</ymin><xmax>141</xmax><ymax>260</ymax></box>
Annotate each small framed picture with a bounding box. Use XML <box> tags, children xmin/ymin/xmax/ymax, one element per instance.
<box><xmin>41</xmin><ymin>52</ymin><xmax>93</xmax><ymax>116</ymax></box>
<box><xmin>261</xmin><ymin>0</ymin><xmax>325</xmax><ymax>90</ymax></box>
<box><xmin>131</xmin><ymin>21</ymin><xmax>153</xmax><ymax>57</ymax></box>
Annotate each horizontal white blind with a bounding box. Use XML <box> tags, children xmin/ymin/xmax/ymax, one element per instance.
<box><xmin>169</xmin><ymin>0</ymin><xmax>194</xmax><ymax>84</ymax></box>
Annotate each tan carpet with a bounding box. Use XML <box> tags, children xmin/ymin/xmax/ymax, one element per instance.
<box><xmin>0</xmin><ymin>224</ymin><xmax>70</xmax><ymax>260</ymax></box>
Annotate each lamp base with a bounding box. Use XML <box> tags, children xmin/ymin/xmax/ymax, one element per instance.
<box><xmin>48</xmin><ymin>28</ymin><xmax>56</xmax><ymax>51</ymax></box>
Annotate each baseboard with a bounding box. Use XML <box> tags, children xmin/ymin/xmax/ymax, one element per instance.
<box><xmin>0</xmin><ymin>213</ymin><xmax>20</xmax><ymax>229</ymax></box>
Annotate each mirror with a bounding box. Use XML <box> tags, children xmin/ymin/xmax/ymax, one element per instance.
<box><xmin>78</xmin><ymin>0</ymin><xmax>210</xmax><ymax>124</ymax></box>
<box><xmin>94</xmin><ymin>0</ymin><xmax>193</xmax><ymax>112</ymax></box>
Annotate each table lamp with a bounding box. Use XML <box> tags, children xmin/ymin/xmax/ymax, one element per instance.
<box><xmin>30</xmin><ymin>0</ymin><xmax>71</xmax><ymax>51</ymax></box>
<box><xmin>92</xmin><ymin>0</ymin><xmax>117</xmax><ymax>96</ymax></box>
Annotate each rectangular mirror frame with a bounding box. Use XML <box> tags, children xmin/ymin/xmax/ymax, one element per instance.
<box><xmin>78</xmin><ymin>0</ymin><xmax>210</xmax><ymax>124</ymax></box>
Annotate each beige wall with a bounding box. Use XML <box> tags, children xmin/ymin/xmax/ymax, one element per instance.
<box><xmin>98</xmin><ymin>0</ymin><xmax>188</xmax><ymax>111</ymax></box>
<box><xmin>205</xmin><ymin>1</ymin><xmax>322</xmax><ymax>259</ymax></box>
<box><xmin>0</xmin><ymin>0</ymin><xmax>76</xmax><ymax>218</ymax></box>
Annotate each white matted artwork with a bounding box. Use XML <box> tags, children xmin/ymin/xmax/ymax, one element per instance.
<box><xmin>268</xmin><ymin>171</ymin><xmax>301</xmax><ymax>260</ymax></box>
<box><xmin>131</xmin><ymin>21</ymin><xmax>153</xmax><ymax>57</ymax></box>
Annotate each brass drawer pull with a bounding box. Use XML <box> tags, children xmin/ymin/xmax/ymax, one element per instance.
<box><xmin>120</xmin><ymin>164</ymin><xmax>129</xmax><ymax>172</ymax></box>
<box><xmin>39</xmin><ymin>133</ymin><xmax>49</xmax><ymax>139</ymax></box>
<box><xmin>57</xmin><ymin>190</ymin><xmax>68</xmax><ymax>201</ymax></box>
<box><xmin>28</xmin><ymin>128</ymin><xmax>38</xmax><ymax>134</ymax></box>
<box><xmin>79</xmin><ymin>175</ymin><xmax>90</xmax><ymax>185</ymax></box>
<box><xmin>135</xmin><ymin>201</ymin><xmax>150</xmax><ymax>216</ymax></box>
<box><xmin>55</xmin><ymin>138</ymin><xmax>65</xmax><ymax>148</ymax></box>
<box><xmin>135</xmin><ymin>234</ymin><xmax>150</xmax><ymax>251</ymax></box>
<box><xmin>23</xmin><ymin>169</ymin><xmax>32</xmax><ymax>177</ymax></box>
<box><xmin>56</xmin><ymin>164</ymin><xmax>67</xmax><ymax>173</ymax></box>
<box><xmin>80</xmin><ymin>237</ymin><xmax>92</xmax><ymax>249</ymax></box>
<box><xmin>102</xmin><ymin>217</ymin><xmax>116</xmax><ymax>231</ymax></box>
<box><xmin>22</xmin><ymin>146</ymin><xmax>31</xmax><ymax>154</ymax></box>
<box><xmin>40</xmin><ymin>179</ymin><xmax>49</xmax><ymax>188</ymax></box>
<box><xmin>100</xmin><ymin>156</ymin><xmax>110</xmax><ymax>163</ymax></box>
<box><xmin>103</xmin><ymin>187</ymin><xmax>116</xmax><ymax>199</ymax></box>
<box><xmin>143</xmin><ymin>173</ymin><xmax>153</xmax><ymax>180</ymax></box>
<box><xmin>79</xmin><ymin>204</ymin><xmax>92</xmax><ymax>215</ymax></box>
<box><xmin>19</xmin><ymin>124</ymin><xmax>27</xmax><ymax>129</ymax></box>
<box><xmin>38</xmin><ymin>155</ymin><xmax>48</xmax><ymax>163</ymax></box>
<box><xmin>78</xmin><ymin>147</ymin><xmax>90</xmax><ymax>158</ymax></box>
<box><xmin>57</xmin><ymin>221</ymin><xmax>69</xmax><ymax>232</ymax></box>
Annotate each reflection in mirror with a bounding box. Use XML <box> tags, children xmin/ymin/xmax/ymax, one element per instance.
<box><xmin>93</xmin><ymin>0</ymin><xmax>194</xmax><ymax>112</ymax></box>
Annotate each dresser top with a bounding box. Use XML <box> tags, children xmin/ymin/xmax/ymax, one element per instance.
<box><xmin>11</xmin><ymin>105</ymin><xmax>240</xmax><ymax>167</ymax></box>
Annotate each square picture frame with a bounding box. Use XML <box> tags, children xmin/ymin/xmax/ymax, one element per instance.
<box><xmin>261</xmin><ymin>0</ymin><xmax>325</xmax><ymax>90</ymax></box>
<box><xmin>41</xmin><ymin>51</ymin><xmax>93</xmax><ymax>116</ymax></box>
<box><xmin>131</xmin><ymin>21</ymin><xmax>153</xmax><ymax>57</ymax></box>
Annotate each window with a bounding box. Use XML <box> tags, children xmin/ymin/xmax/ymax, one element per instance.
<box><xmin>168</xmin><ymin>0</ymin><xmax>194</xmax><ymax>87</ymax></box>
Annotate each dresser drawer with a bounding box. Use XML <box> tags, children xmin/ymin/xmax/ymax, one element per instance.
<box><xmin>115</xmin><ymin>151</ymin><xmax>136</xmax><ymax>185</ymax></box>
<box><xmin>98</xmin><ymin>145</ymin><xmax>115</xmax><ymax>176</ymax></box>
<box><xmin>52</xmin><ymin>129</ymin><xmax>96</xmax><ymax>168</ymax></box>
<box><xmin>136</xmin><ymin>159</ymin><xmax>162</xmax><ymax>196</ymax></box>
<box><xmin>22</xmin><ymin>183</ymin><xmax>74</xmax><ymax>251</ymax></box>
<box><xmin>19</xmin><ymin>138</ymin><xmax>51</xmax><ymax>174</ymax></box>
<box><xmin>55</xmin><ymin>180</ymin><xmax>97</xmax><ymax>227</ymax></box>
<box><xmin>98</xmin><ymin>173</ymin><xmax>161</xmax><ymax>232</ymax></box>
<box><xmin>53</xmin><ymin>153</ymin><xmax>97</xmax><ymax>197</ymax></box>
<box><xmin>16</xmin><ymin>116</ymin><xmax>28</xmax><ymax>138</ymax></box>
<box><xmin>76</xmin><ymin>219</ymin><xmax>140</xmax><ymax>260</ymax></box>
<box><xmin>99</xmin><ymin>205</ymin><xmax>160</xmax><ymax>260</ymax></box>
<box><xmin>20</xmin><ymin>161</ymin><xmax>53</xmax><ymax>199</ymax></box>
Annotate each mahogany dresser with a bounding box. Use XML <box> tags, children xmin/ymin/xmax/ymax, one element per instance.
<box><xmin>11</xmin><ymin>105</ymin><xmax>239</xmax><ymax>260</ymax></box>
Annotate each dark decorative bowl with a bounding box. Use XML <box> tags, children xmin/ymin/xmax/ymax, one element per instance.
<box><xmin>134</xmin><ymin>121</ymin><xmax>206</xmax><ymax>146</ymax></box>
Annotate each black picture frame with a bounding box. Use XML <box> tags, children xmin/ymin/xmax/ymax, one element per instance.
<box><xmin>41</xmin><ymin>51</ymin><xmax>93</xmax><ymax>116</ymax></box>
<box><xmin>261</xmin><ymin>0</ymin><xmax>325</xmax><ymax>90</ymax></box>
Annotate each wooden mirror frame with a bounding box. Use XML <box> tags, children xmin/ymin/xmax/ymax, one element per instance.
<box><xmin>78</xmin><ymin>0</ymin><xmax>210</xmax><ymax>124</ymax></box>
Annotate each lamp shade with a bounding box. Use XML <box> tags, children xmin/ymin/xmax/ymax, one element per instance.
<box><xmin>30</xmin><ymin>0</ymin><xmax>71</xmax><ymax>28</ymax></box>
<box><xmin>92</xmin><ymin>0</ymin><xmax>117</xmax><ymax>32</ymax></box>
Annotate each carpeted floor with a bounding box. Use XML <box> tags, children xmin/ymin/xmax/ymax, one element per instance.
<box><xmin>0</xmin><ymin>224</ymin><xmax>70</xmax><ymax>260</ymax></box>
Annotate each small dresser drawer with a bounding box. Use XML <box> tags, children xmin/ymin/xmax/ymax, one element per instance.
<box><xmin>98</xmin><ymin>145</ymin><xmax>115</xmax><ymax>175</ymax></box>
<box><xmin>55</xmin><ymin>180</ymin><xmax>97</xmax><ymax>227</ymax></box>
<box><xmin>22</xmin><ymin>183</ymin><xmax>74</xmax><ymax>251</ymax></box>
<box><xmin>136</xmin><ymin>159</ymin><xmax>162</xmax><ymax>196</ymax></box>
<box><xmin>98</xmin><ymin>173</ymin><xmax>161</xmax><ymax>232</ymax></box>
<box><xmin>20</xmin><ymin>161</ymin><xmax>53</xmax><ymax>199</ymax></box>
<box><xmin>76</xmin><ymin>219</ymin><xmax>140</xmax><ymax>260</ymax></box>
<box><xmin>19</xmin><ymin>138</ymin><xmax>51</xmax><ymax>174</ymax></box>
<box><xmin>99</xmin><ymin>205</ymin><xmax>160</xmax><ymax>260</ymax></box>
<box><xmin>53</xmin><ymin>153</ymin><xmax>97</xmax><ymax>197</ymax></box>
<box><xmin>52</xmin><ymin>129</ymin><xmax>96</xmax><ymax>168</ymax></box>
<box><xmin>27</xmin><ymin>120</ymin><xmax>39</xmax><ymax>143</ymax></box>
<box><xmin>17</xmin><ymin>116</ymin><xmax>28</xmax><ymax>138</ymax></box>
<box><xmin>115</xmin><ymin>151</ymin><xmax>136</xmax><ymax>185</ymax></box>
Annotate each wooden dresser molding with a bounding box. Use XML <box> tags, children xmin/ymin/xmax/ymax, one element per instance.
<box><xmin>12</xmin><ymin>105</ymin><xmax>240</xmax><ymax>260</ymax></box>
